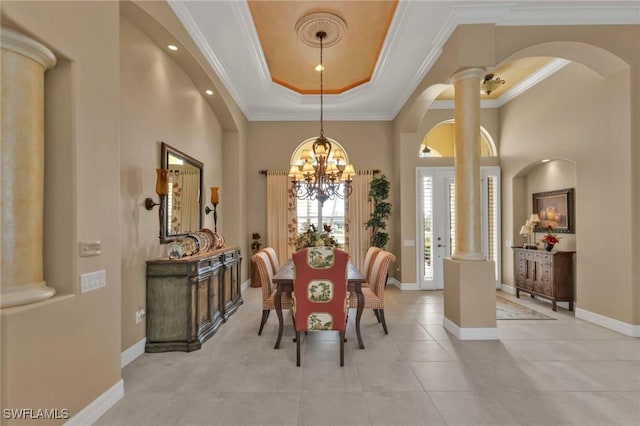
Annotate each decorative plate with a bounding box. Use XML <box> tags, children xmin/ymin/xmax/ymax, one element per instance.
<box><xmin>192</xmin><ymin>231</ymin><xmax>210</xmax><ymax>252</ymax></box>
<box><xmin>199</xmin><ymin>228</ymin><xmax>216</xmax><ymax>251</ymax></box>
<box><xmin>180</xmin><ymin>235</ymin><xmax>199</xmax><ymax>256</ymax></box>
<box><xmin>167</xmin><ymin>241</ymin><xmax>185</xmax><ymax>259</ymax></box>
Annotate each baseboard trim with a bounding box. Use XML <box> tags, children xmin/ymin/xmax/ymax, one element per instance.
<box><xmin>443</xmin><ymin>316</ymin><xmax>499</xmax><ymax>340</ymax></box>
<box><xmin>575</xmin><ymin>307</ymin><xmax>640</xmax><ymax>337</ymax></box>
<box><xmin>64</xmin><ymin>379</ymin><xmax>124</xmax><ymax>426</ymax></box>
<box><xmin>121</xmin><ymin>338</ymin><xmax>146</xmax><ymax>368</ymax></box>
<box><xmin>389</xmin><ymin>279</ymin><xmax>419</xmax><ymax>290</ymax></box>
<box><xmin>241</xmin><ymin>278</ymin><xmax>251</xmax><ymax>291</ymax></box>
<box><xmin>499</xmin><ymin>283</ymin><xmax>516</xmax><ymax>295</ymax></box>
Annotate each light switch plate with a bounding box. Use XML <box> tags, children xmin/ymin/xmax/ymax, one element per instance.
<box><xmin>80</xmin><ymin>270</ymin><xmax>106</xmax><ymax>293</ymax></box>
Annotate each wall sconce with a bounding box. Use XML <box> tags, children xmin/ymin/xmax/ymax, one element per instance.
<box><xmin>145</xmin><ymin>168</ymin><xmax>169</xmax><ymax>210</ymax></box>
<box><xmin>205</xmin><ymin>186</ymin><xmax>219</xmax><ymax>232</ymax></box>
<box><xmin>145</xmin><ymin>168</ymin><xmax>169</xmax><ymax>242</ymax></box>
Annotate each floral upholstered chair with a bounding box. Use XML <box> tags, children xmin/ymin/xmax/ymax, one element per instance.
<box><xmin>349</xmin><ymin>250</ymin><xmax>396</xmax><ymax>334</ymax></box>
<box><xmin>252</xmin><ymin>251</ymin><xmax>292</xmax><ymax>335</ymax></box>
<box><xmin>292</xmin><ymin>247</ymin><xmax>350</xmax><ymax>367</ymax></box>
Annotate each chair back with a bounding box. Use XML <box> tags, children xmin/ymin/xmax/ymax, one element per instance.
<box><xmin>362</xmin><ymin>246</ymin><xmax>382</xmax><ymax>282</ymax></box>
<box><xmin>292</xmin><ymin>247</ymin><xmax>349</xmax><ymax>332</ymax></box>
<box><xmin>262</xmin><ymin>247</ymin><xmax>280</xmax><ymax>275</ymax></box>
<box><xmin>369</xmin><ymin>250</ymin><xmax>396</xmax><ymax>300</ymax></box>
<box><xmin>252</xmin><ymin>251</ymin><xmax>275</xmax><ymax>302</ymax></box>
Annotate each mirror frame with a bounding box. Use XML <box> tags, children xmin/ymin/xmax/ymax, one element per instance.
<box><xmin>160</xmin><ymin>142</ymin><xmax>204</xmax><ymax>243</ymax></box>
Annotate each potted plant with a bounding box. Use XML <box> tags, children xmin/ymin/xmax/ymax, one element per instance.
<box><xmin>365</xmin><ymin>174</ymin><xmax>391</xmax><ymax>249</ymax></box>
<box><xmin>541</xmin><ymin>225</ymin><xmax>561</xmax><ymax>251</ymax></box>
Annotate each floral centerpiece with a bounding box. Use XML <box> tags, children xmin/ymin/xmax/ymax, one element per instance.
<box><xmin>541</xmin><ymin>225</ymin><xmax>561</xmax><ymax>251</ymax></box>
<box><xmin>294</xmin><ymin>224</ymin><xmax>341</xmax><ymax>251</ymax></box>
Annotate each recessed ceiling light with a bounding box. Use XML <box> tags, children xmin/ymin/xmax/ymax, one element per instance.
<box><xmin>315</xmin><ymin>64</ymin><xmax>324</xmax><ymax>72</ymax></box>
<box><xmin>541</xmin><ymin>159</ymin><xmax>551</xmax><ymax>163</ymax></box>
<box><xmin>205</xmin><ymin>90</ymin><xmax>214</xmax><ymax>96</ymax></box>
<box><xmin>167</xmin><ymin>44</ymin><xmax>178</xmax><ymax>51</ymax></box>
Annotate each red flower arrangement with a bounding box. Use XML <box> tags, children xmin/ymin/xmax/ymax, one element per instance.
<box><xmin>541</xmin><ymin>225</ymin><xmax>561</xmax><ymax>245</ymax></box>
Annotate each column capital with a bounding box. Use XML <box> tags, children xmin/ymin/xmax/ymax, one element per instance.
<box><xmin>450</xmin><ymin>67</ymin><xmax>485</xmax><ymax>84</ymax></box>
<box><xmin>1</xmin><ymin>28</ymin><xmax>56</xmax><ymax>69</ymax></box>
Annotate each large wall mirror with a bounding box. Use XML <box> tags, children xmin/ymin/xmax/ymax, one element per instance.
<box><xmin>160</xmin><ymin>142</ymin><xmax>203</xmax><ymax>243</ymax></box>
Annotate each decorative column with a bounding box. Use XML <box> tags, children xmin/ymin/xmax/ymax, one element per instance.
<box><xmin>1</xmin><ymin>28</ymin><xmax>57</xmax><ymax>308</ymax></box>
<box><xmin>451</xmin><ymin>68</ymin><xmax>485</xmax><ymax>261</ymax></box>
<box><xmin>442</xmin><ymin>67</ymin><xmax>497</xmax><ymax>340</ymax></box>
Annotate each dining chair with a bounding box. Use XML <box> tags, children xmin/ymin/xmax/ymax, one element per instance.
<box><xmin>261</xmin><ymin>247</ymin><xmax>280</xmax><ymax>276</ymax></box>
<box><xmin>292</xmin><ymin>247</ymin><xmax>350</xmax><ymax>367</ymax></box>
<box><xmin>349</xmin><ymin>250</ymin><xmax>396</xmax><ymax>334</ymax></box>
<box><xmin>252</xmin><ymin>251</ymin><xmax>292</xmax><ymax>335</ymax></box>
<box><xmin>362</xmin><ymin>246</ymin><xmax>382</xmax><ymax>287</ymax></box>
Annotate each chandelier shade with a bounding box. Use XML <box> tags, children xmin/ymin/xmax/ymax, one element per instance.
<box><xmin>289</xmin><ymin>29</ymin><xmax>355</xmax><ymax>205</ymax></box>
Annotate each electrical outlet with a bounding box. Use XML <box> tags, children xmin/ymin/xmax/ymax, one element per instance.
<box><xmin>80</xmin><ymin>270</ymin><xmax>106</xmax><ymax>293</ymax></box>
<box><xmin>135</xmin><ymin>308</ymin><xmax>146</xmax><ymax>324</ymax></box>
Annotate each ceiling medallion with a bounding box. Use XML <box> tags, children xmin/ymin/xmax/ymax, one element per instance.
<box><xmin>295</xmin><ymin>12</ymin><xmax>347</xmax><ymax>48</ymax></box>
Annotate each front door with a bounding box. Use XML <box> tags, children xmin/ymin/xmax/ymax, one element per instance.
<box><xmin>417</xmin><ymin>167</ymin><xmax>501</xmax><ymax>290</ymax></box>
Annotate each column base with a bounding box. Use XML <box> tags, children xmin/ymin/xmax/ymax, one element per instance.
<box><xmin>1</xmin><ymin>282</ymin><xmax>56</xmax><ymax>308</ymax></box>
<box><xmin>443</xmin><ymin>257</ymin><xmax>497</xmax><ymax>340</ymax></box>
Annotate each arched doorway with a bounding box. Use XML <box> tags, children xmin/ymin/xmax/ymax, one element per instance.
<box><xmin>416</xmin><ymin>121</ymin><xmax>500</xmax><ymax>289</ymax></box>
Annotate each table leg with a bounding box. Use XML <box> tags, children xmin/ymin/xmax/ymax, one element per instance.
<box><xmin>355</xmin><ymin>285</ymin><xmax>365</xmax><ymax>349</ymax></box>
<box><xmin>274</xmin><ymin>286</ymin><xmax>284</xmax><ymax>349</ymax></box>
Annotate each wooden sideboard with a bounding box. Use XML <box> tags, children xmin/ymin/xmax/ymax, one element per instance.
<box><xmin>513</xmin><ymin>248</ymin><xmax>575</xmax><ymax>311</ymax></box>
<box><xmin>145</xmin><ymin>246</ymin><xmax>242</xmax><ymax>352</ymax></box>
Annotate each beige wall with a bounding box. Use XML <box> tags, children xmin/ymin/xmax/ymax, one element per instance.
<box><xmin>1</xmin><ymin>1</ymin><xmax>122</xmax><ymax>422</ymax></box>
<box><xmin>119</xmin><ymin>17</ymin><xmax>224</xmax><ymax>351</ymax></box>
<box><xmin>500</xmin><ymin>60</ymin><xmax>633</xmax><ymax>323</ymax></box>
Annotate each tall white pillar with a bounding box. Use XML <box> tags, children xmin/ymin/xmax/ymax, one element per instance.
<box><xmin>450</xmin><ymin>68</ymin><xmax>485</xmax><ymax>261</ymax></box>
<box><xmin>1</xmin><ymin>28</ymin><xmax>57</xmax><ymax>308</ymax></box>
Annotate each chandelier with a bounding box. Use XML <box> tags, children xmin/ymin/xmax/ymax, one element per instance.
<box><xmin>288</xmin><ymin>30</ymin><xmax>355</xmax><ymax>205</ymax></box>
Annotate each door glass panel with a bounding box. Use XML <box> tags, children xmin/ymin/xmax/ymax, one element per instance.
<box><xmin>422</xmin><ymin>175</ymin><xmax>433</xmax><ymax>281</ymax></box>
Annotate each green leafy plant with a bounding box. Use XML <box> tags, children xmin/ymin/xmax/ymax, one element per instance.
<box><xmin>365</xmin><ymin>174</ymin><xmax>391</xmax><ymax>249</ymax></box>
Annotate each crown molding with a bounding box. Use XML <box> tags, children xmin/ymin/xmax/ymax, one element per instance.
<box><xmin>170</xmin><ymin>1</ymin><xmax>640</xmax><ymax>121</ymax></box>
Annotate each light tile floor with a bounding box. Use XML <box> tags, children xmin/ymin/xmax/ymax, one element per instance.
<box><xmin>96</xmin><ymin>287</ymin><xmax>640</xmax><ymax>426</ymax></box>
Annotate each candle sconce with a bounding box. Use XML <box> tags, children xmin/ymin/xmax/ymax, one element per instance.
<box><xmin>204</xmin><ymin>186</ymin><xmax>219</xmax><ymax>233</ymax></box>
<box><xmin>145</xmin><ymin>168</ymin><xmax>169</xmax><ymax>241</ymax></box>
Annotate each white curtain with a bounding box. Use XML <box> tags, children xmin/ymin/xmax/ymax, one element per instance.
<box><xmin>168</xmin><ymin>167</ymin><xmax>200</xmax><ymax>234</ymax></box>
<box><xmin>346</xmin><ymin>170</ymin><xmax>375</xmax><ymax>271</ymax></box>
<box><xmin>266</xmin><ymin>171</ymin><xmax>296</xmax><ymax>263</ymax></box>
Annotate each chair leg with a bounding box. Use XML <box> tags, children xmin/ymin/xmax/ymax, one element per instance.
<box><xmin>379</xmin><ymin>309</ymin><xmax>388</xmax><ymax>334</ymax></box>
<box><xmin>373</xmin><ymin>309</ymin><xmax>381</xmax><ymax>323</ymax></box>
<box><xmin>258</xmin><ymin>310</ymin><xmax>270</xmax><ymax>335</ymax></box>
<box><xmin>296</xmin><ymin>331</ymin><xmax>301</xmax><ymax>367</ymax></box>
<box><xmin>339</xmin><ymin>330</ymin><xmax>345</xmax><ymax>366</ymax></box>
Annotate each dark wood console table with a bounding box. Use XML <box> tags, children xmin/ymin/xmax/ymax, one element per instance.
<box><xmin>145</xmin><ymin>246</ymin><xmax>242</xmax><ymax>352</ymax></box>
<box><xmin>513</xmin><ymin>247</ymin><xmax>575</xmax><ymax>311</ymax></box>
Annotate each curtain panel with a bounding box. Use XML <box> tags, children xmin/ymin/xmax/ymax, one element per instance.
<box><xmin>346</xmin><ymin>170</ymin><xmax>375</xmax><ymax>272</ymax></box>
<box><xmin>266</xmin><ymin>171</ymin><xmax>297</xmax><ymax>263</ymax></box>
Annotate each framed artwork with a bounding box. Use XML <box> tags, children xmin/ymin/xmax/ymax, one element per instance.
<box><xmin>532</xmin><ymin>188</ymin><xmax>575</xmax><ymax>233</ymax></box>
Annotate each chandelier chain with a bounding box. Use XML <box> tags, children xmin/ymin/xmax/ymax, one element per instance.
<box><xmin>319</xmin><ymin>31</ymin><xmax>324</xmax><ymax>137</ymax></box>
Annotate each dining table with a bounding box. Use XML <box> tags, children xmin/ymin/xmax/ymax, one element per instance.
<box><xmin>271</xmin><ymin>259</ymin><xmax>367</xmax><ymax>350</ymax></box>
